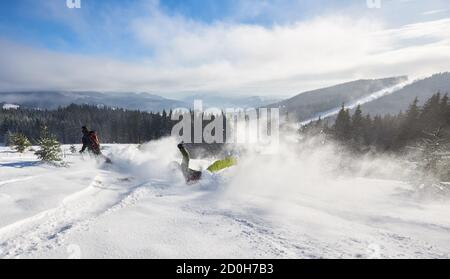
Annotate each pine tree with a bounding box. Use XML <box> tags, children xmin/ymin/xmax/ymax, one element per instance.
<box><xmin>397</xmin><ymin>97</ymin><xmax>421</xmax><ymax>147</ymax></box>
<box><xmin>440</xmin><ymin>94</ymin><xmax>449</xmax><ymax>126</ymax></box>
<box><xmin>406</xmin><ymin>97</ymin><xmax>420</xmax><ymax>122</ymax></box>
<box><xmin>333</xmin><ymin>105</ymin><xmax>351</xmax><ymax>141</ymax></box>
<box><xmin>10</xmin><ymin>133</ymin><xmax>31</xmax><ymax>153</ymax></box>
<box><xmin>412</xmin><ymin>127</ymin><xmax>450</xmax><ymax>181</ymax></box>
<box><xmin>35</xmin><ymin>126</ymin><xmax>62</xmax><ymax>163</ymax></box>
<box><xmin>420</xmin><ymin>93</ymin><xmax>442</xmax><ymax>132</ymax></box>
<box><xmin>362</xmin><ymin>114</ymin><xmax>373</xmax><ymax>146</ymax></box>
<box><xmin>351</xmin><ymin>105</ymin><xmax>364</xmax><ymax>146</ymax></box>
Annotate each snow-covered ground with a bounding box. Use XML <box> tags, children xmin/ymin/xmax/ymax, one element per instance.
<box><xmin>0</xmin><ymin>139</ymin><xmax>450</xmax><ymax>259</ymax></box>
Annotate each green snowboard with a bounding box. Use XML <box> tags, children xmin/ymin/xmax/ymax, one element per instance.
<box><xmin>207</xmin><ymin>157</ymin><xmax>237</xmax><ymax>173</ymax></box>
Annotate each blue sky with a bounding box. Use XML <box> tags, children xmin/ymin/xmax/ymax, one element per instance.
<box><xmin>1</xmin><ymin>0</ymin><xmax>450</xmax><ymax>96</ymax></box>
<box><xmin>0</xmin><ymin>0</ymin><xmax>362</xmax><ymax>58</ymax></box>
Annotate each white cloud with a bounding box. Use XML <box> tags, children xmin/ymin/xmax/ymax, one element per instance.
<box><xmin>422</xmin><ymin>9</ymin><xmax>448</xmax><ymax>15</ymax></box>
<box><xmin>1</xmin><ymin>3</ymin><xmax>450</xmax><ymax>97</ymax></box>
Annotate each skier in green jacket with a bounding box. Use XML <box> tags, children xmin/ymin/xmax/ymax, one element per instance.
<box><xmin>177</xmin><ymin>142</ymin><xmax>202</xmax><ymax>183</ymax></box>
<box><xmin>177</xmin><ymin>142</ymin><xmax>238</xmax><ymax>183</ymax></box>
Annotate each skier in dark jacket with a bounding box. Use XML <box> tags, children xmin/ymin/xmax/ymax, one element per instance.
<box><xmin>80</xmin><ymin>126</ymin><xmax>101</xmax><ymax>155</ymax></box>
<box><xmin>178</xmin><ymin>142</ymin><xmax>202</xmax><ymax>183</ymax></box>
<box><xmin>80</xmin><ymin>126</ymin><xmax>112</xmax><ymax>164</ymax></box>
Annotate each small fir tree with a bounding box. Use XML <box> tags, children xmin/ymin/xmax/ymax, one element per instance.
<box><xmin>10</xmin><ymin>133</ymin><xmax>32</xmax><ymax>153</ymax></box>
<box><xmin>35</xmin><ymin>126</ymin><xmax>62</xmax><ymax>163</ymax></box>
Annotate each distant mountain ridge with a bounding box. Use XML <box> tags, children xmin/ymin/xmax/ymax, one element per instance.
<box><xmin>0</xmin><ymin>91</ymin><xmax>284</xmax><ymax>112</ymax></box>
<box><xmin>0</xmin><ymin>91</ymin><xmax>188</xmax><ymax>112</ymax></box>
<box><xmin>2</xmin><ymin>73</ymin><xmax>449</xmax><ymax>119</ymax></box>
<box><xmin>268</xmin><ymin>76</ymin><xmax>408</xmax><ymax>122</ymax></box>
<box><xmin>360</xmin><ymin>73</ymin><xmax>450</xmax><ymax>116</ymax></box>
<box><xmin>181</xmin><ymin>94</ymin><xmax>283</xmax><ymax>109</ymax></box>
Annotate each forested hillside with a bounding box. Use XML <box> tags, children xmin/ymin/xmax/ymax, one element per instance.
<box><xmin>0</xmin><ymin>104</ymin><xmax>174</xmax><ymax>144</ymax></box>
<box><xmin>269</xmin><ymin>76</ymin><xmax>407</xmax><ymax>122</ymax></box>
<box><xmin>360</xmin><ymin>73</ymin><xmax>450</xmax><ymax>116</ymax></box>
<box><xmin>302</xmin><ymin>93</ymin><xmax>450</xmax><ymax>180</ymax></box>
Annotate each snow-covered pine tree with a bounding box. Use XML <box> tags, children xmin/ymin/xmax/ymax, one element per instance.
<box><xmin>35</xmin><ymin>126</ymin><xmax>62</xmax><ymax>163</ymax></box>
<box><xmin>412</xmin><ymin>127</ymin><xmax>450</xmax><ymax>181</ymax></box>
<box><xmin>10</xmin><ymin>133</ymin><xmax>32</xmax><ymax>153</ymax></box>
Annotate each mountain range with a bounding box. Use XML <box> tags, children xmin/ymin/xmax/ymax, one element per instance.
<box><xmin>267</xmin><ymin>72</ymin><xmax>450</xmax><ymax>123</ymax></box>
<box><xmin>0</xmin><ymin>91</ymin><xmax>187</xmax><ymax>112</ymax></box>
<box><xmin>359</xmin><ymin>73</ymin><xmax>450</xmax><ymax>116</ymax></box>
<box><xmin>1</xmin><ymin>72</ymin><xmax>449</xmax><ymax>121</ymax></box>
<box><xmin>181</xmin><ymin>94</ymin><xmax>283</xmax><ymax>109</ymax></box>
<box><xmin>267</xmin><ymin>76</ymin><xmax>409</xmax><ymax>122</ymax></box>
<box><xmin>0</xmin><ymin>91</ymin><xmax>283</xmax><ymax>112</ymax></box>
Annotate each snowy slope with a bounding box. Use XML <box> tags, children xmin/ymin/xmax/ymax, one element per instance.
<box><xmin>299</xmin><ymin>80</ymin><xmax>412</xmax><ymax>126</ymax></box>
<box><xmin>299</xmin><ymin>73</ymin><xmax>450</xmax><ymax>126</ymax></box>
<box><xmin>360</xmin><ymin>72</ymin><xmax>450</xmax><ymax>116</ymax></box>
<box><xmin>269</xmin><ymin>76</ymin><xmax>408</xmax><ymax>122</ymax></box>
<box><xmin>1</xmin><ymin>139</ymin><xmax>450</xmax><ymax>259</ymax></box>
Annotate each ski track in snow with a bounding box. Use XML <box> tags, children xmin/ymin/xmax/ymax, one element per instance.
<box><xmin>1</xmin><ymin>145</ymin><xmax>450</xmax><ymax>259</ymax></box>
<box><xmin>186</xmin><ymin>206</ymin><xmax>448</xmax><ymax>259</ymax></box>
<box><xmin>1</xmin><ymin>169</ymin><xmax>449</xmax><ymax>259</ymax></box>
<box><xmin>0</xmin><ymin>176</ymin><xmax>37</xmax><ymax>187</ymax></box>
<box><xmin>0</xmin><ymin>168</ymin><xmax>150</xmax><ymax>258</ymax></box>
<box><xmin>0</xmin><ymin>166</ymin><xmax>332</xmax><ymax>258</ymax></box>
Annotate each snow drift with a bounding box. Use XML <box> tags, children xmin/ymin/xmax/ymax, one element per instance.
<box><xmin>1</xmin><ymin>132</ymin><xmax>450</xmax><ymax>258</ymax></box>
